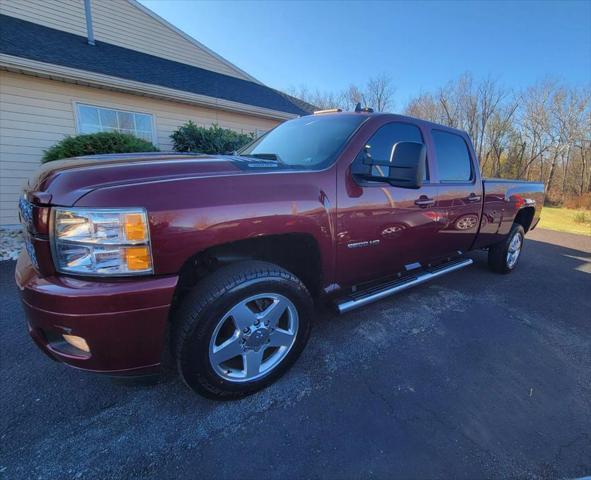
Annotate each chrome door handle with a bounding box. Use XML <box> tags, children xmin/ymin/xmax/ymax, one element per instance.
<box><xmin>466</xmin><ymin>193</ymin><xmax>481</xmax><ymax>202</ymax></box>
<box><xmin>415</xmin><ymin>196</ymin><xmax>435</xmax><ymax>208</ymax></box>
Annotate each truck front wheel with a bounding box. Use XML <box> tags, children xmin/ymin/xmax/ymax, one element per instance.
<box><xmin>172</xmin><ymin>261</ymin><xmax>313</xmax><ymax>399</ymax></box>
<box><xmin>488</xmin><ymin>223</ymin><xmax>525</xmax><ymax>274</ymax></box>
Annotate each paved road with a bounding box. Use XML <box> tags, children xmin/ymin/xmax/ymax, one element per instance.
<box><xmin>1</xmin><ymin>229</ymin><xmax>590</xmax><ymax>479</ymax></box>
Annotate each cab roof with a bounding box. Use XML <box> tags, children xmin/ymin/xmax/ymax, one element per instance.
<box><xmin>309</xmin><ymin>110</ymin><xmax>469</xmax><ymax>136</ymax></box>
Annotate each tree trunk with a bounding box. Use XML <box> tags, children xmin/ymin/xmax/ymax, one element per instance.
<box><xmin>580</xmin><ymin>146</ymin><xmax>588</xmax><ymax>195</ymax></box>
<box><xmin>546</xmin><ymin>153</ymin><xmax>559</xmax><ymax>193</ymax></box>
<box><xmin>561</xmin><ymin>147</ymin><xmax>571</xmax><ymax>198</ymax></box>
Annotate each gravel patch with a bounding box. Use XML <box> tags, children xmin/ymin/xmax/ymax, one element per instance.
<box><xmin>0</xmin><ymin>227</ymin><xmax>23</xmax><ymax>261</ymax></box>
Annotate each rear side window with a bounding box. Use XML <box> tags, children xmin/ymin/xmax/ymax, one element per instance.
<box><xmin>432</xmin><ymin>130</ymin><xmax>473</xmax><ymax>182</ymax></box>
<box><xmin>358</xmin><ymin>122</ymin><xmax>427</xmax><ymax>179</ymax></box>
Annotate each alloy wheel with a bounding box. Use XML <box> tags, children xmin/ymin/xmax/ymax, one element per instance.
<box><xmin>506</xmin><ymin>231</ymin><xmax>523</xmax><ymax>268</ymax></box>
<box><xmin>208</xmin><ymin>293</ymin><xmax>299</xmax><ymax>382</ymax></box>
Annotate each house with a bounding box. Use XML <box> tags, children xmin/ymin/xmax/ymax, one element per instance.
<box><xmin>0</xmin><ymin>0</ymin><xmax>313</xmax><ymax>226</ymax></box>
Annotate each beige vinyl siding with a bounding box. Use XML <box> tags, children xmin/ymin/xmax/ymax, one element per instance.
<box><xmin>0</xmin><ymin>0</ymin><xmax>87</xmax><ymax>36</ymax></box>
<box><xmin>0</xmin><ymin>0</ymin><xmax>252</xmax><ymax>80</ymax></box>
<box><xmin>0</xmin><ymin>71</ymin><xmax>278</xmax><ymax>225</ymax></box>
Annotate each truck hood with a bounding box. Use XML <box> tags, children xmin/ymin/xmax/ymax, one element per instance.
<box><xmin>25</xmin><ymin>153</ymin><xmax>248</xmax><ymax>206</ymax></box>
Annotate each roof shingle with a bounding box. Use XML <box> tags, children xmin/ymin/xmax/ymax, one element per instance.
<box><xmin>0</xmin><ymin>14</ymin><xmax>312</xmax><ymax>116</ymax></box>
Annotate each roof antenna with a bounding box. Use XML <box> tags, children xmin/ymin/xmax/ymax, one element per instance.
<box><xmin>354</xmin><ymin>102</ymin><xmax>374</xmax><ymax>113</ymax></box>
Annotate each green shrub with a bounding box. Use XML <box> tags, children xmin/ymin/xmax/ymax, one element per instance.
<box><xmin>170</xmin><ymin>121</ymin><xmax>254</xmax><ymax>154</ymax></box>
<box><xmin>573</xmin><ymin>211</ymin><xmax>590</xmax><ymax>224</ymax></box>
<box><xmin>42</xmin><ymin>132</ymin><xmax>158</xmax><ymax>163</ymax></box>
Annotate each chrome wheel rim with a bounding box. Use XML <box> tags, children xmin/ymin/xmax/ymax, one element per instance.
<box><xmin>455</xmin><ymin>214</ymin><xmax>478</xmax><ymax>230</ymax></box>
<box><xmin>506</xmin><ymin>232</ymin><xmax>523</xmax><ymax>268</ymax></box>
<box><xmin>208</xmin><ymin>293</ymin><xmax>299</xmax><ymax>383</ymax></box>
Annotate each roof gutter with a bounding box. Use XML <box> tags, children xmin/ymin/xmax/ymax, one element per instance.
<box><xmin>0</xmin><ymin>54</ymin><xmax>299</xmax><ymax>121</ymax></box>
<box><xmin>83</xmin><ymin>0</ymin><xmax>95</xmax><ymax>46</ymax></box>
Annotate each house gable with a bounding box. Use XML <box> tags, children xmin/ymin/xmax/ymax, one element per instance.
<box><xmin>0</xmin><ymin>0</ymin><xmax>256</xmax><ymax>81</ymax></box>
<box><xmin>0</xmin><ymin>14</ymin><xmax>310</xmax><ymax>117</ymax></box>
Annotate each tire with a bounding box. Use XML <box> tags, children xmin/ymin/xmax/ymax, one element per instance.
<box><xmin>488</xmin><ymin>223</ymin><xmax>525</xmax><ymax>274</ymax></box>
<box><xmin>172</xmin><ymin>261</ymin><xmax>313</xmax><ymax>399</ymax></box>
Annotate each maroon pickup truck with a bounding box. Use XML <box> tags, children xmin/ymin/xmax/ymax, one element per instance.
<box><xmin>15</xmin><ymin>111</ymin><xmax>544</xmax><ymax>398</ymax></box>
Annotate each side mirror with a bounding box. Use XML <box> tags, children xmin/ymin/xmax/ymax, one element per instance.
<box><xmin>352</xmin><ymin>141</ymin><xmax>425</xmax><ymax>189</ymax></box>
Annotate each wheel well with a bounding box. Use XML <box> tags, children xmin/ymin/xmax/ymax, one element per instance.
<box><xmin>175</xmin><ymin>233</ymin><xmax>323</xmax><ymax>304</ymax></box>
<box><xmin>514</xmin><ymin>207</ymin><xmax>535</xmax><ymax>232</ymax></box>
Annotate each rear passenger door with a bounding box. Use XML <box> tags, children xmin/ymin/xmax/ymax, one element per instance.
<box><xmin>430</xmin><ymin>129</ymin><xmax>483</xmax><ymax>254</ymax></box>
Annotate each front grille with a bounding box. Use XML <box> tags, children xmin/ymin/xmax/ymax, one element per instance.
<box><xmin>18</xmin><ymin>195</ymin><xmax>39</xmax><ymax>269</ymax></box>
<box><xmin>23</xmin><ymin>231</ymin><xmax>39</xmax><ymax>268</ymax></box>
<box><xmin>19</xmin><ymin>195</ymin><xmax>33</xmax><ymax>232</ymax></box>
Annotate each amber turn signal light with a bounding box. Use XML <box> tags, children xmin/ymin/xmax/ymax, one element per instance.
<box><xmin>123</xmin><ymin>213</ymin><xmax>147</xmax><ymax>241</ymax></box>
<box><xmin>125</xmin><ymin>246</ymin><xmax>151</xmax><ymax>271</ymax></box>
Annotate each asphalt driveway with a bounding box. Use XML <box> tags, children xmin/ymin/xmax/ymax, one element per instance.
<box><xmin>1</xmin><ymin>229</ymin><xmax>590</xmax><ymax>479</ymax></box>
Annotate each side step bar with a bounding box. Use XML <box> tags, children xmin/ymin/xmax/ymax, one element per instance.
<box><xmin>335</xmin><ymin>258</ymin><xmax>473</xmax><ymax>314</ymax></box>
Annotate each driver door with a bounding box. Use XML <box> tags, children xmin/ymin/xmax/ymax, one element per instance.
<box><xmin>336</xmin><ymin>121</ymin><xmax>447</xmax><ymax>288</ymax></box>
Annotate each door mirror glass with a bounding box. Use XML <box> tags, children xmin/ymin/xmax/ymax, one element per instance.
<box><xmin>353</xmin><ymin>141</ymin><xmax>425</xmax><ymax>189</ymax></box>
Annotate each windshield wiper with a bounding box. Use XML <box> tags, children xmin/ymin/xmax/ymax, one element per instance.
<box><xmin>239</xmin><ymin>153</ymin><xmax>284</xmax><ymax>164</ymax></box>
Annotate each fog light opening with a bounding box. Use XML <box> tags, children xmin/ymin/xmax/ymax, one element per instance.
<box><xmin>62</xmin><ymin>334</ymin><xmax>90</xmax><ymax>353</ymax></box>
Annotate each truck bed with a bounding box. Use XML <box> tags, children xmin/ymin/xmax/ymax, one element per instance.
<box><xmin>474</xmin><ymin>178</ymin><xmax>545</xmax><ymax>249</ymax></box>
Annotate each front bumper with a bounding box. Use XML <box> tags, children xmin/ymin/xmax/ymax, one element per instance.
<box><xmin>15</xmin><ymin>250</ymin><xmax>178</xmax><ymax>374</ymax></box>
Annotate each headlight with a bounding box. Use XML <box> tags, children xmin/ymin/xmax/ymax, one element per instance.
<box><xmin>51</xmin><ymin>207</ymin><xmax>153</xmax><ymax>276</ymax></box>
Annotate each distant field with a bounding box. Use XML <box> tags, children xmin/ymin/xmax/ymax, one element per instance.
<box><xmin>538</xmin><ymin>207</ymin><xmax>591</xmax><ymax>236</ymax></box>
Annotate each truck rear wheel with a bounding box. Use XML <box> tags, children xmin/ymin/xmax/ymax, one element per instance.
<box><xmin>488</xmin><ymin>223</ymin><xmax>525</xmax><ymax>274</ymax></box>
<box><xmin>172</xmin><ymin>261</ymin><xmax>313</xmax><ymax>399</ymax></box>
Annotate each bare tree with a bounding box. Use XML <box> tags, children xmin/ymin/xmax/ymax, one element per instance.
<box><xmin>482</xmin><ymin>102</ymin><xmax>518</xmax><ymax>177</ymax></box>
<box><xmin>553</xmin><ymin>87</ymin><xmax>591</xmax><ymax>196</ymax></box>
<box><xmin>289</xmin><ymin>73</ymin><xmax>591</xmax><ymax>198</ymax></box>
<box><xmin>365</xmin><ymin>74</ymin><xmax>395</xmax><ymax>112</ymax></box>
<box><xmin>286</xmin><ymin>85</ymin><xmax>341</xmax><ymax>110</ymax></box>
<box><xmin>289</xmin><ymin>74</ymin><xmax>395</xmax><ymax>113</ymax></box>
<box><xmin>405</xmin><ymin>93</ymin><xmax>440</xmax><ymax>122</ymax></box>
<box><xmin>513</xmin><ymin>80</ymin><xmax>557</xmax><ymax>181</ymax></box>
<box><xmin>340</xmin><ymin>84</ymin><xmax>365</xmax><ymax>111</ymax></box>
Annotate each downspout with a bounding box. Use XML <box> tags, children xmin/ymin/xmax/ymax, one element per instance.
<box><xmin>84</xmin><ymin>0</ymin><xmax>95</xmax><ymax>45</ymax></box>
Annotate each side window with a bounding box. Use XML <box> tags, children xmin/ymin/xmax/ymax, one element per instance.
<box><xmin>356</xmin><ymin>122</ymin><xmax>427</xmax><ymax>180</ymax></box>
<box><xmin>432</xmin><ymin>130</ymin><xmax>473</xmax><ymax>182</ymax></box>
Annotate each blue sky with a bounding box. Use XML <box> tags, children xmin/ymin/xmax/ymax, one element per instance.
<box><xmin>140</xmin><ymin>0</ymin><xmax>591</xmax><ymax>106</ymax></box>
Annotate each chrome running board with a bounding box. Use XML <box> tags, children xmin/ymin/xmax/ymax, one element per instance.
<box><xmin>335</xmin><ymin>258</ymin><xmax>473</xmax><ymax>314</ymax></box>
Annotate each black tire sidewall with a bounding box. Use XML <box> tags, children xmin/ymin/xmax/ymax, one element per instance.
<box><xmin>489</xmin><ymin>223</ymin><xmax>525</xmax><ymax>273</ymax></box>
<box><xmin>177</xmin><ymin>271</ymin><xmax>312</xmax><ymax>398</ymax></box>
<box><xmin>505</xmin><ymin>225</ymin><xmax>525</xmax><ymax>271</ymax></box>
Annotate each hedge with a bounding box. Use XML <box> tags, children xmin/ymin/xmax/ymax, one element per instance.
<box><xmin>42</xmin><ymin>131</ymin><xmax>159</xmax><ymax>163</ymax></box>
<box><xmin>170</xmin><ymin>121</ymin><xmax>254</xmax><ymax>154</ymax></box>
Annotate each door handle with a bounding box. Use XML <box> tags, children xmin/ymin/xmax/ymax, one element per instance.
<box><xmin>466</xmin><ymin>193</ymin><xmax>481</xmax><ymax>202</ymax></box>
<box><xmin>415</xmin><ymin>196</ymin><xmax>435</xmax><ymax>208</ymax></box>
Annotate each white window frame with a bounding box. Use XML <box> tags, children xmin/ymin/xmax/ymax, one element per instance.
<box><xmin>74</xmin><ymin>102</ymin><xmax>158</xmax><ymax>145</ymax></box>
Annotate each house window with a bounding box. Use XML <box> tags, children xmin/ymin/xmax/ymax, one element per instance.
<box><xmin>76</xmin><ymin>104</ymin><xmax>156</xmax><ymax>143</ymax></box>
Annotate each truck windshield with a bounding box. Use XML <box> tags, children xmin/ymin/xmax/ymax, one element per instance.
<box><xmin>238</xmin><ymin>115</ymin><xmax>367</xmax><ymax>169</ymax></box>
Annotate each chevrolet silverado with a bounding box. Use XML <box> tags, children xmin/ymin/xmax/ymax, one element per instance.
<box><xmin>15</xmin><ymin>110</ymin><xmax>544</xmax><ymax>398</ymax></box>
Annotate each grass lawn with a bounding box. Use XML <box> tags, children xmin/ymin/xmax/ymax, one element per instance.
<box><xmin>538</xmin><ymin>206</ymin><xmax>591</xmax><ymax>236</ymax></box>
